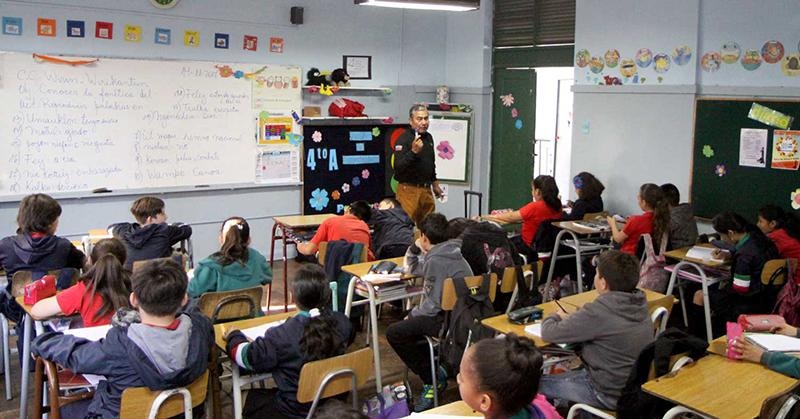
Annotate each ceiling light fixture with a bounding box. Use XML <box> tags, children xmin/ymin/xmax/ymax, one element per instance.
<box><xmin>354</xmin><ymin>0</ymin><xmax>479</xmax><ymax>12</ymax></box>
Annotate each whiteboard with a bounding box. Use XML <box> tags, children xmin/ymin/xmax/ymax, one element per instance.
<box><xmin>0</xmin><ymin>52</ymin><xmax>302</xmax><ymax>197</ymax></box>
<box><xmin>427</xmin><ymin>112</ymin><xmax>471</xmax><ymax>182</ymax></box>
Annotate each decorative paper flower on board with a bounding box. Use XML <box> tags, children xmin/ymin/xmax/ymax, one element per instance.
<box><xmin>437</xmin><ymin>141</ymin><xmax>455</xmax><ymax>160</ymax></box>
<box><xmin>352</xmin><ymin>176</ymin><xmax>361</xmax><ymax>187</ymax></box>
<box><xmin>331</xmin><ymin>190</ymin><xmax>341</xmax><ymax>201</ymax></box>
<box><xmin>233</xmin><ymin>70</ymin><xmax>244</xmax><ymax>79</ymax></box>
<box><xmin>715</xmin><ymin>164</ymin><xmax>727</xmax><ymax>177</ymax></box>
<box><xmin>511</xmin><ymin>108</ymin><xmax>519</xmax><ymax>118</ymax></box>
<box><xmin>312</xmin><ymin>131</ymin><xmax>323</xmax><ymax>143</ymax></box>
<box><xmin>215</xmin><ymin>65</ymin><xmax>234</xmax><ymax>77</ymax></box>
<box><xmin>702</xmin><ymin>145</ymin><xmax>715</xmax><ymax>158</ymax></box>
<box><xmin>309</xmin><ymin>188</ymin><xmax>329</xmax><ymax>211</ymax></box>
<box><xmin>361</xmin><ymin>169</ymin><xmax>370</xmax><ymax>179</ymax></box>
<box><xmin>372</xmin><ymin>127</ymin><xmax>381</xmax><ymax>137</ymax></box>
<box><xmin>342</xmin><ymin>183</ymin><xmax>350</xmax><ymax>193</ymax></box>
<box><xmin>792</xmin><ymin>188</ymin><xmax>800</xmax><ymax>210</ymax></box>
<box><xmin>515</xmin><ymin>119</ymin><xmax>523</xmax><ymax>130</ymax></box>
<box><xmin>288</xmin><ymin>133</ymin><xmax>303</xmax><ymax>146</ymax></box>
<box><xmin>500</xmin><ymin>94</ymin><xmax>515</xmax><ymax>107</ymax></box>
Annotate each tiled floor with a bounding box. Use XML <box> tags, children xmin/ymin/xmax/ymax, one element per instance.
<box><xmin>0</xmin><ymin>260</ymin><xmax>462</xmax><ymax>418</ymax></box>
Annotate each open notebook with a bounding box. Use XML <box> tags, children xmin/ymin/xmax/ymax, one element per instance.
<box><xmin>746</xmin><ymin>333</ymin><xmax>800</xmax><ymax>352</ymax></box>
<box><xmin>241</xmin><ymin>319</ymin><xmax>287</xmax><ymax>341</ymax></box>
<box><xmin>685</xmin><ymin>246</ymin><xmax>728</xmax><ymax>262</ymax></box>
<box><xmin>63</xmin><ymin>325</ymin><xmax>113</xmax><ymax>387</ymax></box>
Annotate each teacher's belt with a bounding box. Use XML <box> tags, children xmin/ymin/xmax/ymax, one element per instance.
<box><xmin>400</xmin><ymin>182</ymin><xmax>432</xmax><ymax>188</ymax></box>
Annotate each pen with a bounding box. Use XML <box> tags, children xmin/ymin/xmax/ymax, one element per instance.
<box><xmin>554</xmin><ymin>299</ymin><xmax>568</xmax><ymax>313</ymax></box>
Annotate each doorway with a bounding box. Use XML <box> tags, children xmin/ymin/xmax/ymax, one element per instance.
<box><xmin>533</xmin><ymin>67</ymin><xmax>574</xmax><ymax>200</ymax></box>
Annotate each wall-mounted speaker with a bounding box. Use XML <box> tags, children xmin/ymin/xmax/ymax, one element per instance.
<box><xmin>290</xmin><ymin>7</ymin><xmax>304</xmax><ymax>25</ymax></box>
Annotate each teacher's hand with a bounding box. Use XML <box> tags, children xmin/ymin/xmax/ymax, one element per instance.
<box><xmin>411</xmin><ymin>137</ymin><xmax>424</xmax><ymax>154</ymax></box>
<box><xmin>432</xmin><ymin>182</ymin><xmax>444</xmax><ymax>198</ymax></box>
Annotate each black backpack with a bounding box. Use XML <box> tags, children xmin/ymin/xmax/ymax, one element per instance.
<box><xmin>509</xmin><ymin>264</ymin><xmax>543</xmax><ymax>311</ymax></box>
<box><xmin>440</xmin><ymin>274</ymin><xmax>496</xmax><ymax>375</ymax></box>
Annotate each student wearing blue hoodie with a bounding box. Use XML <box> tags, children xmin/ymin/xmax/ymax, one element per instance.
<box><xmin>0</xmin><ymin>194</ymin><xmax>85</xmax><ymax>323</ymax></box>
<box><xmin>111</xmin><ymin>196</ymin><xmax>192</xmax><ymax>269</ymax></box>
<box><xmin>188</xmin><ymin>217</ymin><xmax>272</xmax><ymax>298</ymax></box>
<box><xmin>32</xmin><ymin>258</ymin><xmax>213</xmax><ymax>419</ymax></box>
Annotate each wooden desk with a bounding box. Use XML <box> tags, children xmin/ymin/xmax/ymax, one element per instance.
<box><xmin>213</xmin><ymin>310</ymin><xmax>297</xmax><ymax>350</ymax></box>
<box><xmin>482</xmin><ymin>289</ymin><xmax>674</xmax><ymax>347</ymax></box>
<box><xmin>424</xmin><ymin>400</ymin><xmax>482</xmax><ymax>416</ymax></box>
<box><xmin>664</xmin><ymin>244</ymin><xmax>727</xmax><ymax>269</ymax></box>
<box><xmin>269</xmin><ymin>214</ymin><xmax>335</xmax><ymax>312</ymax></box>
<box><xmin>643</xmin><ymin>353</ymin><xmax>799</xmax><ymax>419</ymax></box>
<box><xmin>340</xmin><ymin>257</ymin><xmax>405</xmax><ymax>278</ymax></box>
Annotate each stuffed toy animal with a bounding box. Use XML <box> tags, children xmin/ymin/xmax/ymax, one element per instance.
<box><xmin>328</xmin><ymin>68</ymin><xmax>351</xmax><ymax>87</ymax></box>
<box><xmin>306</xmin><ymin>67</ymin><xmax>328</xmax><ymax>86</ymax></box>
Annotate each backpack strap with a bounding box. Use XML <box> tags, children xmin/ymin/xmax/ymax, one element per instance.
<box><xmin>452</xmin><ymin>277</ymin><xmax>470</xmax><ymax>297</ymax></box>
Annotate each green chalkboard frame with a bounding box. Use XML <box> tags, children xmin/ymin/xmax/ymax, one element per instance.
<box><xmin>691</xmin><ymin>98</ymin><xmax>800</xmax><ymax>220</ymax></box>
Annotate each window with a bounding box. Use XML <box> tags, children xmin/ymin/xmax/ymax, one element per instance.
<box><xmin>493</xmin><ymin>0</ymin><xmax>575</xmax><ymax>47</ymax></box>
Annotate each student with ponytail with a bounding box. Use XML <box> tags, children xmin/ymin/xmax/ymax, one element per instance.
<box><xmin>32</xmin><ymin>238</ymin><xmax>130</xmax><ymax>327</ymax></box>
<box><xmin>225</xmin><ymin>264</ymin><xmax>354</xmax><ymax>419</ymax></box>
<box><xmin>757</xmin><ymin>205</ymin><xmax>800</xmax><ymax>285</ymax></box>
<box><xmin>608</xmin><ymin>183</ymin><xmax>670</xmax><ymax>255</ymax></box>
<box><xmin>458</xmin><ymin>334</ymin><xmax>561</xmax><ymax>419</ymax></box>
<box><xmin>188</xmin><ymin>217</ymin><xmax>272</xmax><ymax>298</ymax></box>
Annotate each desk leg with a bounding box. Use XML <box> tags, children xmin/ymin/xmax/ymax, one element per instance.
<box><xmin>544</xmin><ymin>229</ymin><xmax>568</xmax><ymax>302</ymax></box>
<box><xmin>668</xmin><ymin>261</ymin><xmax>714</xmax><ymax>343</ymax></box>
<box><xmin>700</xmin><ymin>274</ymin><xmax>713</xmax><ymax>343</ymax></box>
<box><xmin>268</xmin><ymin>222</ymin><xmax>280</xmax><ymax>314</ymax></box>
<box><xmin>19</xmin><ymin>314</ymin><xmax>31</xmax><ymax>419</ymax></box>
<box><xmin>232</xmin><ymin>364</ymin><xmax>244</xmax><ymax>419</ymax></box>
<box><xmin>344</xmin><ymin>276</ymin><xmax>357</xmax><ymax>317</ymax></box>
<box><xmin>563</xmin><ymin>230</ymin><xmax>583</xmax><ymax>293</ymax></box>
<box><xmin>209</xmin><ymin>345</ymin><xmax>222</xmax><ymax>419</ymax></box>
<box><xmin>367</xmin><ymin>286</ymin><xmax>382</xmax><ymax>393</ymax></box>
<box><xmin>282</xmin><ymin>229</ymin><xmax>289</xmax><ymax>312</ymax></box>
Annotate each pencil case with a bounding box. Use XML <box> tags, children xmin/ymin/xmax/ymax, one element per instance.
<box><xmin>738</xmin><ymin>314</ymin><xmax>785</xmax><ymax>332</ymax></box>
<box><xmin>508</xmin><ymin>306</ymin><xmax>543</xmax><ymax>325</ymax></box>
<box><xmin>23</xmin><ymin>275</ymin><xmax>57</xmax><ymax>305</ymax></box>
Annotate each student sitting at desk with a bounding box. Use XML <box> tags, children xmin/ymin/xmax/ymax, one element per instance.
<box><xmin>757</xmin><ymin>205</ymin><xmax>800</xmax><ymax>285</ymax></box>
<box><xmin>386</xmin><ymin>213</ymin><xmax>473</xmax><ymax>412</ymax></box>
<box><xmin>297</xmin><ymin>200</ymin><xmax>374</xmax><ymax>260</ymax></box>
<box><xmin>732</xmin><ymin>317</ymin><xmax>800</xmax><ymax>378</ymax></box>
<box><xmin>458</xmin><ymin>334</ymin><xmax>561</xmax><ymax>419</ymax></box>
<box><xmin>563</xmin><ymin>172</ymin><xmax>604</xmax><ymax>221</ymax></box>
<box><xmin>32</xmin><ymin>258</ymin><xmax>212</xmax><ymax>418</ymax></box>
<box><xmin>225</xmin><ymin>264</ymin><xmax>354</xmax><ymax>419</ymax></box>
<box><xmin>482</xmin><ymin>175</ymin><xmax>562</xmax><ymax>262</ymax></box>
<box><xmin>188</xmin><ymin>217</ymin><xmax>272</xmax><ymax>298</ymax></box>
<box><xmin>607</xmin><ymin>183</ymin><xmax>670</xmax><ymax>255</ymax></box>
<box><xmin>660</xmin><ymin>183</ymin><xmax>698</xmax><ymax>249</ymax></box>
<box><xmin>539</xmin><ymin>250</ymin><xmax>653</xmax><ymax>410</ymax></box>
<box><xmin>111</xmin><ymin>196</ymin><xmax>192</xmax><ymax>269</ymax></box>
<box><xmin>32</xmin><ymin>238</ymin><xmax>130</xmax><ymax>327</ymax></box>
<box><xmin>369</xmin><ymin>198</ymin><xmax>415</xmax><ymax>259</ymax></box>
<box><xmin>693</xmin><ymin>212</ymin><xmax>778</xmax><ymax>334</ymax></box>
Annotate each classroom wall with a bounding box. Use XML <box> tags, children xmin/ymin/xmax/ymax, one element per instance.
<box><xmin>0</xmin><ymin>0</ymin><xmax>493</xmax><ymax>260</ymax></box>
<box><xmin>571</xmin><ymin>0</ymin><xmax>800</xmax><ymax>216</ymax></box>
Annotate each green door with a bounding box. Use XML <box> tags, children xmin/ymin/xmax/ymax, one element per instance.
<box><xmin>490</xmin><ymin>68</ymin><xmax>536</xmax><ymax>211</ymax></box>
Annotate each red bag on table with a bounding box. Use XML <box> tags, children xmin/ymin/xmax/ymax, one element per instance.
<box><xmin>23</xmin><ymin>275</ymin><xmax>57</xmax><ymax>305</ymax></box>
<box><xmin>738</xmin><ymin>314</ymin><xmax>785</xmax><ymax>332</ymax></box>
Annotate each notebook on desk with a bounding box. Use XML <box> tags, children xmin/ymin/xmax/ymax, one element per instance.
<box><xmin>241</xmin><ymin>319</ymin><xmax>286</xmax><ymax>341</ymax></box>
<box><xmin>685</xmin><ymin>246</ymin><xmax>728</xmax><ymax>263</ymax></box>
<box><xmin>746</xmin><ymin>333</ymin><xmax>800</xmax><ymax>352</ymax></box>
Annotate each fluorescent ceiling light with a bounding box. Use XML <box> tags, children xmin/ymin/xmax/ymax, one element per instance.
<box><xmin>355</xmin><ymin>0</ymin><xmax>479</xmax><ymax>12</ymax></box>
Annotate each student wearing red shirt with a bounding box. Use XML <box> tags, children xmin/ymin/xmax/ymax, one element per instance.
<box><xmin>297</xmin><ymin>200</ymin><xmax>374</xmax><ymax>259</ymax></box>
<box><xmin>483</xmin><ymin>175</ymin><xmax>562</xmax><ymax>261</ymax></box>
<box><xmin>32</xmin><ymin>238</ymin><xmax>131</xmax><ymax>327</ymax></box>
<box><xmin>757</xmin><ymin>205</ymin><xmax>800</xmax><ymax>284</ymax></box>
<box><xmin>608</xmin><ymin>183</ymin><xmax>670</xmax><ymax>256</ymax></box>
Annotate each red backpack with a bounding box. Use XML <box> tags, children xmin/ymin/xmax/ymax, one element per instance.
<box><xmin>328</xmin><ymin>98</ymin><xmax>366</xmax><ymax>117</ymax></box>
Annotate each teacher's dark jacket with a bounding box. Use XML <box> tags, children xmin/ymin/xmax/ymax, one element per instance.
<box><xmin>393</xmin><ymin>129</ymin><xmax>436</xmax><ymax>186</ymax></box>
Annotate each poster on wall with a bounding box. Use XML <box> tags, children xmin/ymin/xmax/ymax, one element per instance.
<box><xmin>739</xmin><ymin>128</ymin><xmax>768</xmax><ymax>168</ymax></box>
<box><xmin>255</xmin><ymin>147</ymin><xmax>300</xmax><ymax>184</ymax></box>
<box><xmin>426</xmin><ymin>112</ymin><xmax>471</xmax><ymax>182</ymax></box>
<box><xmin>771</xmin><ymin>130</ymin><xmax>800</xmax><ymax>170</ymax></box>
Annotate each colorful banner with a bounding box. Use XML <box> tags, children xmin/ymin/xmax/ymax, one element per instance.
<box><xmin>772</xmin><ymin>130</ymin><xmax>800</xmax><ymax>170</ymax></box>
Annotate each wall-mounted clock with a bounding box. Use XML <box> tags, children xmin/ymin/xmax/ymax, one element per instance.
<box><xmin>150</xmin><ymin>0</ymin><xmax>180</xmax><ymax>9</ymax></box>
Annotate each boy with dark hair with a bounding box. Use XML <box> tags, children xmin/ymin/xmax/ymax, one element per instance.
<box><xmin>32</xmin><ymin>259</ymin><xmax>213</xmax><ymax>418</ymax></box>
<box><xmin>0</xmin><ymin>194</ymin><xmax>85</xmax><ymax>322</ymax></box>
<box><xmin>540</xmin><ymin>250</ymin><xmax>652</xmax><ymax>410</ymax></box>
<box><xmin>370</xmin><ymin>197</ymin><xmax>415</xmax><ymax>259</ymax></box>
<box><xmin>386</xmin><ymin>213</ymin><xmax>473</xmax><ymax>411</ymax></box>
<box><xmin>660</xmin><ymin>183</ymin><xmax>698</xmax><ymax>249</ymax></box>
<box><xmin>111</xmin><ymin>196</ymin><xmax>192</xmax><ymax>268</ymax></box>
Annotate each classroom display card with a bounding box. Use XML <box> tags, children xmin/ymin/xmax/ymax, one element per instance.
<box><xmin>739</xmin><ymin>128</ymin><xmax>768</xmax><ymax>168</ymax></box>
<box><xmin>255</xmin><ymin>147</ymin><xmax>300</xmax><ymax>184</ymax></box>
<box><xmin>771</xmin><ymin>130</ymin><xmax>800</xmax><ymax>170</ymax></box>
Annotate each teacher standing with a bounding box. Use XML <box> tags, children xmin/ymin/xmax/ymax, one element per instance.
<box><xmin>393</xmin><ymin>105</ymin><xmax>444</xmax><ymax>226</ymax></box>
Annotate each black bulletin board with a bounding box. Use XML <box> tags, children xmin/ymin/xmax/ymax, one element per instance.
<box><xmin>692</xmin><ymin>98</ymin><xmax>800</xmax><ymax>219</ymax></box>
<box><xmin>302</xmin><ymin>123</ymin><xmax>406</xmax><ymax>215</ymax></box>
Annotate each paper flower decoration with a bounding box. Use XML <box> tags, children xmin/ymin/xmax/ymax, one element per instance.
<box><xmin>500</xmin><ymin>94</ymin><xmax>515</xmax><ymax>107</ymax></box>
<box><xmin>436</xmin><ymin>141</ymin><xmax>455</xmax><ymax>160</ymax></box>
<box><xmin>511</xmin><ymin>108</ymin><xmax>519</xmax><ymax>118</ymax></box>
<box><xmin>233</xmin><ymin>70</ymin><xmax>244</xmax><ymax>79</ymax></box>
<box><xmin>331</xmin><ymin>190</ymin><xmax>341</xmax><ymax>201</ymax></box>
<box><xmin>361</xmin><ymin>169</ymin><xmax>370</xmax><ymax>179</ymax></box>
<box><xmin>515</xmin><ymin>119</ymin><xmax>523</xmax><ymax>130</ymax></box>
<box><xmin>312</xmin><ymin>131</ymin><xmax>323</xmax><ymax>143</ymax></box>
<box><xmin>342</xmin><ymin>183</ymin><xmax>350</xmax><ymax>193</ymax></box>
<box><xmin>309</xmin><ymin>188</ymin><xmax>329</xmax><ymax>211</ymax></box>
<box><xmin>215</xmin><ymin>65</ymin><xmax>234</xmax><ymax>77</ymax></box>
<box><xmin>372</xmin><ymin>127</ymin><xmax>381</xmax><ymax>137</ymax></box>
<box><xmin>715</xmin><ymin>164</ymin><xmax>727</xmax><ymax>177</ymax></box>
<box><xmin>382</xmin><ymin>117</ymin><xmax>394</xmax><ymax>124</ymax></box>
<box><xmin>702</xmin><ymin>145</ymin><xmax>714</xmax><ymax>158</ymax></box>
<box><xmin>352</xmin><ymin>177</ymin><xmax>361</xmax><ymax>187</ymax></box>
<box><xmin>288</xmin><ymin>133</ymin><xmax>303</xmax><ymax>146</ymax></box>
<box><xmin>792</xmin><ymin>188</ymin><xmax>800</xmax><ymax>210</ymax></box>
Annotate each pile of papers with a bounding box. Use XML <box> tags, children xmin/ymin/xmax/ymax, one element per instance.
<box><xmin>356</xmin><ymin>279</ymin><xmax>415</xmax><ymax>300</ymax></box>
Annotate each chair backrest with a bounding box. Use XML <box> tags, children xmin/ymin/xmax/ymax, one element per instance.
<box><xmin>582</xmin><ymin>211</ymin><xmax>610</xmax><ymax>221</ymax></box>
<box><xmin>131</xmin><ymin>255</ymin><xmax>187</xmax><ymax>273</ymax></box>
<box><xmin>119</xmin><ymin>370</ymin><xmax>208</xmax><ymax>419</ymax></box>
<box><xmin>11</xmin><ymin>269</ymin><xmax>80</xmax><ymax>297</ymax></box>
<box><xmin>196</xmin><ymin>286</ymin><xmax>264</xmax><ymax>323</ymax></box>
<box><xmin>499</xmin><ymin>264</ymin><xmax>532</xmax><ymax>293</ymax></box>
<box><xmin>650</xmin><ymin>306</ymin><xmax>669</xmax><ymax>336</ymax></box>
<box><xmin>762</xmin><ymin>259</ymin><xmax>788</xmax><ymax>286</ymax></box>
<box><xmin>317</xmin><ymin>241</ymin><xmax>368</xmax><ymax>267</ymax></box>
<box><xmin>441</xmin><ymin>274</ymin><xmax>498</xmax><ymax>311</ymax></box>
<box><xmin>296</xmin><ymin>347</ymin><xmax>373</xmax><ymax>414</ymax></box>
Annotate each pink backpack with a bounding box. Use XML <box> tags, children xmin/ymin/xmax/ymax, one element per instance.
<box><xmin>638</xmin><ymin>233</ymin><xmax>670</xmax><ymax>293</ymax></box>
<box><xmin>774</xmin><ymin>259</ymin><xmax>800</xmax><ymax>326</ymax></box>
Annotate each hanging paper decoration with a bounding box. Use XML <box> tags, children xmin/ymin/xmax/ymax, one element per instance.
<box><xmin>342</xmin><ymin>183</ymin><xmax>350</xmax><ymax>193</ymax></box>
<box><xmin>761</xmin><ymin>41</ymin><xmax>784</xmax><ymax>64</ymax></box>
<box><xmin>720</xmin><ymin>42</ymin><xmax>741</xmax><ymax>64</ymax></box>
<box><xmin>620</xmin><ymin>59</ymin><xmax>637</xmax><ymax>78</ymax></box>
<box><xmin>589</xmin><ymin>56</ymin><xmax>604</xmax><ymax>74</ymax></box>
<box><xmin>214</xmin><ymin>65</ymin><xmax>267</xmax><ymax>81</ymax></box>
<box><xmin>672</xmin><ymin>46</ymin><xmax>692</xmax><ymax>65</ymax></box>
<box><xmin>2</xmin><ymin>17</ymin><xmax>22</xmax><ymax>35</ymax></box>
<box><xmin>575</xmin><ymin>49</ymin><xmax>590</xmax><ymax>67</ymax></box>
<box><xmin>635</xmin><ymin>48</ymin><xmax>653</xmax><ymax>68</ymax></box>
<box><xmin>500</xmin><ymin>94</ymin><xmax>515</xmax><ymax>107</ymax></box>
<box><xmin>32</xmin><ymin>54</ymin><xmax>98</xmax><ymax>66</ymax></box>
<box><xmin>331</xmin><ymin>190</ymin><xmax>341</xmax><ymax>201</ymax></box>
<box><xmin>243</xmin><ymin>35</ymin><xmax>258</xmax><ymax>51</ymax></box>
<box><xmin>515</xmin><ymin>119</ymin><xmax>523</xmax><ymax>130</ymax></box>
<box><xmin>214</xmin><ymin>33</ymin><xmax>229</xmax><ymax>49</ymax></box>
<box><xmin>184</xmin><ymin>30</ymin><xmax>200</xmax><ymax>47</ymax></box>
<box><xmin>66</xmin><ymin>20</ymin><xmax>84</xmax><ymax>38</ymax></box>
<box><xmin>36</xmin><ymin>18</ymin><xmax>56</xmax><ymax>37</ymax></box>
<box><xmin>702</xmin><ymin>145</ymin><xmax>715</xmax><ymax>158</ymax></box>
<box><xmin>741</xmin><ymin>49</ymin><xmax>762</xmax><ymax>71</ymax></box>
<box><xmin>511</xmin><ymin>108</ymin><xmax>518</xmax><ymax>118</ymax></box>
<box><xmin>653</xmin><ymin>53</ymin><xmax>671</xmax><ymax>73</ymax></box>
<box><xmin>604</xmin><ymin>49</ymin><xmax>620</xmax><ymax>68</ymax></box>
<box><xmin>124</xmin><ymin>24</ymin><xmax>142</xmax><ymax>42</ymax></box>
<box><xmin>782</xmin><ymin>54</ymin><xmax>800</xmax><ymax>77</ymax></box>
<box><xmin>372</xmin><ymin>127</ymin><xmax>381</xmax><ymax>137</ymax></box>
<box><xmin>701</xmin><ymin>52</ymin><xmax>721</xmax><ymax>72</ymax></box>
<box><xmin>154</xmin><ymin>28</ymin><xmax>171</xmax><ymax>45</ymax></box>
<box><xmin>270</xmin><ymin>37</ymin><xmax>284</xmax><ymax>53</ymax></box>
<box><xmin>95</xmin><ymin>21</ymin><xmax>113</xmax><ymax>39</ymax></box>
<box><xmin>312</xmin><ymin>131</ymin><xmax>323</xmax><ymax>143</ymax></box>
<box><xmin>792</xmin><ymin>188</ymin><xmax>800</xmax><ymax>210</ymax></box>
<box><xmin>309</xmin><ymin>188</ymin><xmax>330</xmax><ymax>211</ymax></box>
<box><xmin>714</xmin><ymin>164</ymin><xmax>727</xmax><ymax>177</ymax></box>
<box><xmin>351</xmin><ymin>177</ymin><xmax>361</xmax><ymax>187</ymax></box>
<box><xmin>287</xmin><ymin>133</ymin><xmax>303</xmax><ymax>146</ymax></box>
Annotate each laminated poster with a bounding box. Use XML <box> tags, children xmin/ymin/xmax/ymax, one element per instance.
<box><xmin>771</xmin><ymin>130</ymin><xmax>800</xmax><ymax>170</ymax></box>
<box><xmin>739</xmin><ymin>128</ymin><xmax>768</xmax><ymax>168</ymax></box>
